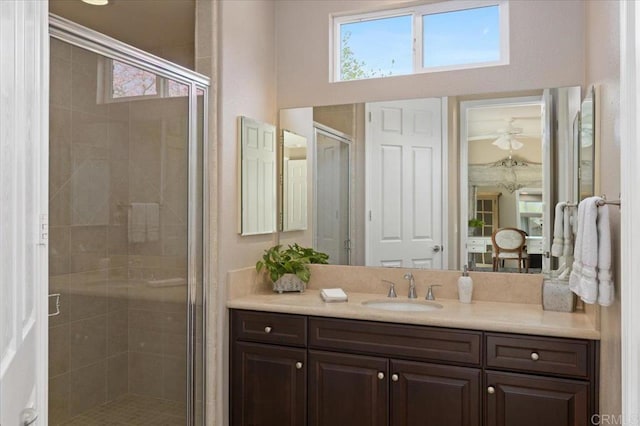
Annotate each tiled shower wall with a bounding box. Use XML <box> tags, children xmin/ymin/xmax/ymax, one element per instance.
<box><xmin>48</xmin><ymin>38</ymin><xmax>189</xmax><ymax>424</ymax></box>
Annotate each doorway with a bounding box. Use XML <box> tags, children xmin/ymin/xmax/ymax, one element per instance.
<box><xmin>314</xmin><ymin>124</ymin><xmax>351</xmax><ymax>265</ymax></box>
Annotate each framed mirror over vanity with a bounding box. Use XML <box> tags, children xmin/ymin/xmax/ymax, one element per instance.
<box><xmin>277</xmin><ymin>85</ymin><xmax>595</xmax><ymax>276</ymax></box>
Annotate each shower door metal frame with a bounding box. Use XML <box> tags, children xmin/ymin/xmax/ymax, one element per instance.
<box><xmin>48</xmin><ymin>14</ymin><xmax>210</xmax><ymax>425</ymax></box>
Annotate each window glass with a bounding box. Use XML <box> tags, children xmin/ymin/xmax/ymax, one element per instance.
<box><xmin>339</xmin><ymin>15</ymin><xmax>412</xmax><ymax>81</ymax></box>
<box><xmin>422</xmin><ymin>5</ymin><xmax>500</xmax><ymax>68</ymax></box>
<box><xmin>112</xmin><ymin>60</ymin><xmax>157</xmax><ymax>98</ymax></box>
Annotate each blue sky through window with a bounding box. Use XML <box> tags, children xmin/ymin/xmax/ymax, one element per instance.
<box><xmin>422</xmin><ymin>5</ymin><xmax>500</xmax><ymax>68</ymax></box>
<box><xmin>340</xmin><ymin>15</ymin><xmax>413</xmax><ymax>80</ymax></box>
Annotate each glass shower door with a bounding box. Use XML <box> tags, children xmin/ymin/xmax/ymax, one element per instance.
<box><xmin>48</xmin><ymin>29</ymin><xmax>206</xmax><ymax>425</ymax></box>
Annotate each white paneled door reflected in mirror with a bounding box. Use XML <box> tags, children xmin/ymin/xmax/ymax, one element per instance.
<box><xmin>281</xmin><ymin>130</ymin><xmax>308</xmax><ymax>232</ymax></box>
<box><xmin>279</xmin><ymin>86</ymin><xmax>587</xmax><ymax>274</ymax></box>
<box><xmin>239</xmin><ymin>116</ymin><xmax>277</xmax><ymax>236</ymax></box>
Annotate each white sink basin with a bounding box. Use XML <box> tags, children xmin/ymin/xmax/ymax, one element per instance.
<box><xmin>362</xmin><ymin>300</ymin><xmax>443</xmax><ymax>312</ymax></box>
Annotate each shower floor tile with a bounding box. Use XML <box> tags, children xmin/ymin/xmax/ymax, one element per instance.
<box><xmin>59</xmin><ymin>394</ymin><xmax>186</xmax><ymax>425</ymax></box>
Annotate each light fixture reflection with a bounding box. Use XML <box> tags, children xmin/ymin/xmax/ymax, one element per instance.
<box><xmin>82</xmin><ymin>0</ymin><xmax>109</xmax><ymax>5</ymax></box>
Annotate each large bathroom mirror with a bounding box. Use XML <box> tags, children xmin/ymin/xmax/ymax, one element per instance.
<box><xmin>579</xmin><ymin>86</ymin><xmax>596</xmax><ymax>201</ymax></box>
<box><xmin>239</xmin><ymin>116</ymin><xmax>277</xmax><ymax>235</ymax></box>
<box><xmin>281</xmin><ymin>130</ymin><xmax>308</xmax><ymax>231</ymax></box>
<box><xmin>279</xmin><ymin>86</ymin><xmax>583</xmax><ymax>273</ymax></box>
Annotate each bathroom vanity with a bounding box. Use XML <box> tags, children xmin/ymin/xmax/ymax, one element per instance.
<box><xmin>228</xmin><ymin>292</ymin><xmax>599</xmax><ymax>426</ymax></box>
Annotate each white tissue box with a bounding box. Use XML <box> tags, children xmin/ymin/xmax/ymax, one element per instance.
<box><xmin>320</xmin><ymin>288</ymin><xmax>348</xmax><ymax>302</ymax></box>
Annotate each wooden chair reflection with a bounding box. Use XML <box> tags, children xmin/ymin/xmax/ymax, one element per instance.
<box><xmin>491</xmin><ymin>228</ymin><xmax>529</xmax><ymax>273</ymax></box>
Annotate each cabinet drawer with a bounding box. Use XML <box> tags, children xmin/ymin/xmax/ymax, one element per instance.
<box><xmin>485</xmin><ymin>333</ymin><xmax>590</xmax><ymax>378</ymax></box>
<box><xmin>232</xmin><ymin>310</ymin><xmax>307</xmax><ymax>347</ymax></box>
<box><xmin>309</xmin><ymin>317</ymin><xmax>481</xmax><ymax>366</ymax></box>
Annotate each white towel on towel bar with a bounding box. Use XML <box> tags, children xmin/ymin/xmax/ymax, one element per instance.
<box><xmin>569</xmin><ymin>197</ymin><xmax>613</xmax><ymax>306</ymax></box>
<box><xmin>128</xmin><ymin>203</ymin><xmax>147</xmax><ymax>243</ymax></box>
<box><xmin>551</xmin><ymin>202</ymin><xmax>567</xmax><ymax>257</ymax></box>
<box><xmin>146</xmin><ymin>203</ymin><xmax>160</xmax><ymax>242</ymax></box>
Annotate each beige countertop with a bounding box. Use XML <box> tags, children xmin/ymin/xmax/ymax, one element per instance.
<box><xmin>227</xmin><ymin>290</ymin><xmax>600</xmax><ymax>340</ymax></box>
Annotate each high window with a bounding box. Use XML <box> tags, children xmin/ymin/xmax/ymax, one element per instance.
<box><xmin>333</xmin><ymin>1</ymin><xmax>508</xmax><ymax>81</ymax></box>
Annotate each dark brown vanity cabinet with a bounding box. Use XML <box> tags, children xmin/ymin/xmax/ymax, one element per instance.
<box><xmin>484</xmin><ymin>333</ymin><xmax>597</xmax><ymax>426</ymax></box>
<box><xmin>231</xmin><ymin>310</ymin><xmax>308</xmax><ymax>426</ymax></box>
<box><xmin>230</xmin><ymin>310</ymin><xmax>598</xmax><ymax>426</ymax></box>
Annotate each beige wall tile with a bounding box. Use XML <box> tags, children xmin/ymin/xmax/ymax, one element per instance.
<box><xmin>107</xmin><ymin>309</ymin><xmax>128</xmax><ymax>356</ymax></box>
<box><xmin>163</xmin><ymin>356</ymin><xmax>187</xmax><ymax>402</ymax></box>
<box><xmin>49</xmin><ymin>227</ymin><xmax>70</xmax><ymax>277</ymax></box>
<box><xmin>128</xmin><ymin>326</ymin><xmax>163</xmax><ymax>355</ymax></box>
<box><xmin>69</xmin><ymin>226</ymin><xmax>108</xmax><ymax>272</ymax></box>
<box><xmin>107</xmin><ymin>353</ymin><xmax>129</xmax><ymax>402</ymax></box>
<box><xmin>69</xmin><ymin>315</ymin><xmax>108</xmax><ymax>369</ymax></box>
<box><xmin>49</xmin><ymin>185</ymin><xmax>71</xmax><ymax>228</ymax></box>
<box><xmin>69</xmin><ymin>360</ymin><xmax>107</xmax><ymax>417</ymax></box>
<box><xmin>49</xmin><ymin>373</ymin><xmax>71</xmax><ymax>424</ymax></box>
<box><xmin>128</xmin><ymin>352</ymin><xmax>163</xmax><ymax>398</ymax></box>
<box><xmin>49</xmin><ymin>324</ymin><xmax>70</xmax><ymax>377</ymax></box>
<box><xmin>67</xmin><ymin>281</ymin><xmax>107</xmax><ymax>322</ymax></box>
<box><xmin>50</xmin><ymin>57</ymin><xmax>72</xmax><ymax>109</ymax></box>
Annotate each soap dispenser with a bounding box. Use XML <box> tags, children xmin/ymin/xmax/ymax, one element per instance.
<box><xmin>458</xmin><ymin>265</ymin><xmax>473</xmax><ymax>303</ymax></box>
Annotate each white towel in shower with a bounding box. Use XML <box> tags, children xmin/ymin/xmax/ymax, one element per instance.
<box><xmin>569</xmin><ymin>197</ymin><xmax>613</xmax><ymax>306</ymax></box>
<box><xmin>128</xmin><ymin>203</ymin><xmax>147</xmax><ymax>243</ymax></box>
<box><xmin>146</xmin><ymin>203</ymin><xmax>160</xmax><ymax>242</ymax></box>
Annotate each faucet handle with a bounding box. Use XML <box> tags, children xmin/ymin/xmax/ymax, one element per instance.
<box><xmin>382</xmin><ymin>280</ymin><xmax>397</xmax><ymax>298</ymax></box>
<box><xmin>403</xmin><ymin>272</ymin><xmax>413</xmax><ymax>280</ymax></box>
<box><xmin>426</xmin><ymin>284</ymin><xmax>442</xmax><ymax>301</ymax></box>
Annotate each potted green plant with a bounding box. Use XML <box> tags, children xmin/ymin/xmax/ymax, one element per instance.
<box><xmin>256</xmin><ymin>244</ymin><xmax>329</xmax><ymax>293</ymax></box>
<box><xmin>468</xmin><ymin>218</ymin><xmax>484</xmax><ymax>236</ymax></box>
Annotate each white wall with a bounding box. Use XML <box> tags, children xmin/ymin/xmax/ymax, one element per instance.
<box><xmin>585</xmin><ymin>0</ymin><xmax>621</xmax><ymax>417</ymax></box>
<box><xmin>276</xmin><ymin>0</ymin><xmax>585</xmax><ymax>107</ymax></box>
<box><xmin>218</xmin><ymin>0</ymin><xmax>278</xmax><ymax>276</ymax></box>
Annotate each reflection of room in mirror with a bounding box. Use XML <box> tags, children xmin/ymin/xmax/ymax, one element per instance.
<box><xmin>282</xmin><ymin>130</ymin><xmax>308</xmax><ymax>232</ymax></box>
<box><xmin>463</xmin><ymin>99</ymin><xmax>545</xmax><ymax>272</ymax></box>
<box><xmin>279</xmin><ymin>86</ymin><xmax>583</xmax><ymax>274</ymax></box>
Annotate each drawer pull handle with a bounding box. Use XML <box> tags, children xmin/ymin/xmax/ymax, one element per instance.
<box><xmin>264</xmin><ymin>326</ymin><xmax>272</xmax><ymax>334</ymax></box>
<box><xmin>487</xmin><ymin>386</ymin><xmax>496</xmax><ymax>394</ymax></box>
<box><xmin>391</xmin><ymin>374</ymin><xmax>399</xmax><ymax>382</ymax></box>
<box><xmin>295</xmin><ymin>362</ymin><xmax>303</xmax><ymax>369</ymax></box>
<box><xmin>530</xmin><ymin>352</ymin><xmax>540</xmax><ymax>361</ymax></box>
<box><xmin>377</xmin><ymin>372</ymin><xmax>385</xmax><ymax>380</ymax></box>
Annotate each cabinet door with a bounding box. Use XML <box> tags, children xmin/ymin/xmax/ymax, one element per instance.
<box><xmin>485</xmin><ymin>371</ymin><xmax>589</xmax><ymax>426</ymax></box>
<box><xmin>308</xmin><ymin>350</ymin><xmax>388</xmax><ymax>426</ymax></box>
<box><xmin>232</xmin><ymin>342</ymin><xmax>306</xmax><ymax>426</ymax></box>
<box><xmin>390</xmin><ymin>360</ymin><xmax>481</xmax><ymax>426</ymax></box>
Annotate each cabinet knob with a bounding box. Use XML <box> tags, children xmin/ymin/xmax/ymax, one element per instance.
<box><xmin>295</xmin><ymin>362</ymin><xmax>303</xmax><ymax>369</ymax></box>
<box><xmin>391</xmin><ymin>374</ymin><xmax>399</xmax><ymax>382</ymax></box>
<box><xmin>487</xmin><ymin>386</ymin><xmax>496</xmax><ymax>394</ymax></box>
<box><xmin>530</xmin><ymin>352</ymin><xmax>540</xmax><ymax>361</ymax></box>
<box><xmin>264</xmin><ymin>326</ymin><xmax>272</xmax><ymax>334</ymax></box>
<box><xmin>377</xmin><ymin>372</ymin><xmax>385</xmax><ymax>380</ymax></box>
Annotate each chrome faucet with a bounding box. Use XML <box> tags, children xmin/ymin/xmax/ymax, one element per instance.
<box><xmin>382</xmin><ymin>280</ymin><xmax>397</xmax><ymax>298</ymax></box>
<box><xmin>426</xmin><ymin>284</ymin><xmax>442</xmax><ymax>301</ymax></box>
<box><xmin>403</xmin><ymin>273</ymin><xmax>417</xmax><ymax>299</ymax></box>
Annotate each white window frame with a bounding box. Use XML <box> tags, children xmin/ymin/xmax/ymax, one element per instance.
<box><xmin>331</xmin><ymin>0</ymin><xmax>509</xmax><ymax>82</ymax></box>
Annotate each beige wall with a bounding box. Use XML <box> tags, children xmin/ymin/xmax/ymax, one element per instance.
<box><xmin>585</xmin><ymin>0</ymin><xmax>622</xmax><ymax>417</ymax></box>
<box><xmin>276</xmin><ymin>0</ymin><xmax>585</xmax><ymax>108</ymax></box>
<box><xmin>50</xmin><ymin>0</ymin><xmax>195</xmax><ymax>69</ymax></box>
<box><xmin>196</xmin><ymin>1</ymin><xmax>279</xmax><ymax>424</ymax></box>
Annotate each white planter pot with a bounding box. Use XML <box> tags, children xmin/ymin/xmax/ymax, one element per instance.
<box><xmin>273</xmin><ymin>273</ymin><xmax>306</xmax><ymax>293</ymax></box>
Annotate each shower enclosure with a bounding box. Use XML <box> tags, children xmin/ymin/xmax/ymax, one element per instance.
<box><xmin>47</xmin><ymin>16</ymin><xmax>208</xmax><ymax>425</ymax></box>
